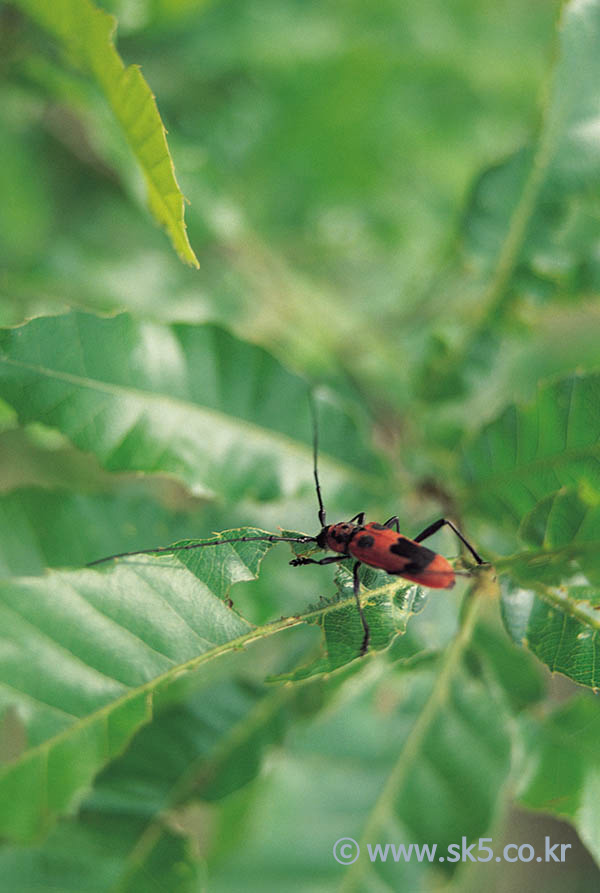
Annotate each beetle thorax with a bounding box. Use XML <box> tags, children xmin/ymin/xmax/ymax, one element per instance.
<box><xmin>319</xmin><ymin>522</ymin><xmax>359</xmax><ymax>554</ymax></box>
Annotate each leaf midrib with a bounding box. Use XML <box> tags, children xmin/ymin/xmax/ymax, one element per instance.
<box><xmin>464</xmin><ymin>441</ymin><xmax>600</xmax><ymax>495</ymax></box>
<box><xmin>511</xmin><ymin>578</ymin><xmax>600</xmax><ymax>634</ymax></box>
<box><xmin>0</xmin><ymin>579</ymin><xmax>403</xmax><ymax>781</ymax></box>
<box><xmin>0</xmin><ymin>355</ymin><xmax>377</xmax><ymax>487</ymax></box>
<box><xmin>496</xmin><ymin>540</ymin><xmax>600</xmax><ymax>576</ymax></box>
<box><xmin>339</xmin><ymin>584</ymin><xmax>483</xmax><ymax>892</ymax></box>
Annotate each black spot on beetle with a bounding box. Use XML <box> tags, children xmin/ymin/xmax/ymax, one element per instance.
<box><xmin>394</xmin><ymin>561</ymin><xmax>427</xmax><ymax>574</ymax></box>
<box><xmin>370</xmin><ymin>523</ymin><xmax>385</xmax><ymax>530</ymax></box>
<box><xmin>357</xmin><ymin>534</ymin><xmax>375</xmax><ymax>548</ymax></box>
<box><xmin>389</xmin><ymin>537</ymin><xmax>436</xmax><ymax>569</ymax></box>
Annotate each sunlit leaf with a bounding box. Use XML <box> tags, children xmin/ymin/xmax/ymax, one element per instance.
<box><xmin>2</xmin><ymin>0</ymin><xmax>600</xmax><ymax>884</ymax></box>
<box><xmin>12</xmin><ymin>0</ymin><xmax>199</xmax><ymax>267</ymax></box>
<box><xmin>0</xmin><ymin>312</ymin><xmax>384</xmax><ymax>507</ymax></box>
<box><xmin>0</xmin><ymin>525</ymin><xmax>427</xmax><ymax>841</ymax></box>
<box><xmin>0</xmin><ymin>529</ymin><xmax>271</xmax><ymax>841</ymax></box>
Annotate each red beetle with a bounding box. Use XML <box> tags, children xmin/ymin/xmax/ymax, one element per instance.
<box><xmin>89</xmin><ymin>398</ymin><xmax>484</xmax><ymax>655</ymax></box>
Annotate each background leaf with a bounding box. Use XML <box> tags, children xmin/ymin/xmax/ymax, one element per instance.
<box><xmin>3</xmin><ymin>0</ymin><xmax>600</xmax><ymax>888</ymax></box>
<box><xmin>11</xmin><ymin>0</ymin><xmax>198</xmax><ymax>267</ymax></box>
<box><xmin>518</xmin><ymin>695</ymin><xmax>600</xmax><ymax>864</ymax></box>
<box><xmin>0</xmin><ymin>486</ymin><xmax>210</xmax><ymax>575</ymax></box>
<box><xmin>461</xmin><ymin>374</ymin><xmax>600</xmax><ymax>689</ymax></box>
<box><xmin>462</xmin><ymin>373</ymin><xmax>600</xmax><ymax>528</ymax></box>
<box><xmin>0</xmin><ymin>312</ymin><xmax>384</xmax><ymax>514</ymax></box>
<box><xmin>0</xmin><ymin>675</ymin><xmax>325</xmax><ymax>891</ymax></box>
<box><xmin>209</xmin><ymin>635</ymin><xmax>516</xmax><ymax>891</ymax></box>
<box><xmin>418</xmin><ymin>0</ymin><xmax>600</xmax><ymax>403</ymax></box>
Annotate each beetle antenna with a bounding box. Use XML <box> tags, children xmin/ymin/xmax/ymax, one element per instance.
<box><xmin>309</xmin><ymin>391</ymin><xmax>327</xmax><ymax>528</ymax></box>
<box><xmin>87</xmin><ymin>533</ymin><xmax>315</xmax><ymax>567</ymax></box>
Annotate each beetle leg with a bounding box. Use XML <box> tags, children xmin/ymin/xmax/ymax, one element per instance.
<box><xmin>289</xmin><ymin>555</ymin><xmax>347</xmax><ymax>567</ymax></box>
<box><xmin>348</xmin><ymin>512</ymin><xmax>366</xmax><ymax>525</ymax></box>
<box><xmin>353</xmin><ymin>561</ymin><xmax>370</xmax><ymax>656</ymax></box>
<box><xmin>413</xmin><ymin>518</ymin><xmax>484</xmax><ymax>564</ymax></box>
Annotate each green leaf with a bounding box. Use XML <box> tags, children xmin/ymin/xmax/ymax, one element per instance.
<box><xmin>419</xmin><ymin>0</ymin><xmax>600</xmax><ymax>399</ymax></box>
<box><xmin>0</xmin><ymin>529</ymin><xmax>272</xmax><ymax>841</ymax></box>
<box><xmin>12</xmin><ymin>0</ymin><xmax>199</xmax><ymax>267</ymax></box>
<box><xmin>209</xmin><ymin>614</ymin><xmax>514</xmax><ymax>891</ymax></box>
<box><xmin>462</xmin><ymin>377</ymin><xmax>600</xmax><ymax>690</ymax></box>
<box><xmin>0</xmin><ymin>312</ymin><xmax>383</xmax><ymax>507</ymax></box>
<box><xmin>462</xmin><ymin>372</ymin><xmax>600</xmax><ymax>526</ymax></box>
<box><xmin>517</xmin><ymin>694</ymin><xmax>600</xmax><ymax>865</ymax></box>
<box><xmin>274</xmin><ymin>563</ymin><xmax>429</xmax><ymax>681</ymax></box>
<box><xmin>466</xmin><ymin>0</ymin><xmax>600</xmax><ymax>272</ymax></box>
<box><xmin>0</xmin><ymin>524</ymin><xmax>429</xmax><ymax>841</ymax></box>
<box><xmin>501</xmin><ymin>582</ymin><xmax>600</xmax><ymax>690</ymax></box>
<box><xmin>0</xmin><ymin>485</ymin><xmax>209</xmax><ymax>575</ymax></box>
<box><xmin>511</xmin><ymin>487</ymin><xmax>600</xmax><ymax>586</ymax></box>
<box><xmin>489</xmin><ymin>487</ymin><xmax>600</xmax><ymax>690</ymax></box>
<box><xmin>463</xmin><ymin>143</ymin><xmax>600</xmax><ymax>295</ymax></box>
<box><xmin>0</xmin><ymin>676</ymin><xmax>321</xmax><ymax>890</ymax></box>
<box><xmin>470</xmin><ymin>620</ymin><xmax>546</xmax><ymax>712</ymax></box>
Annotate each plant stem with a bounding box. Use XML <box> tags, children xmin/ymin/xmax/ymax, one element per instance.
<box><xmin>339</xmin><ymin>582</ymin><xmax>483</xmax><ymax>892</ymax></box>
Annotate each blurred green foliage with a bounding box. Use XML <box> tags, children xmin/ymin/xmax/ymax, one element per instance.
<box><xmin>2</xmin><ymin>0</ymin><xmax>600</xmax><ymax>890</ymax></box>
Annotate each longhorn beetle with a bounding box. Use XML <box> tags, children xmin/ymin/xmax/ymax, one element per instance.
<box><xmin>88</xmin><ymin>395</ymin><xmax>484</xmax><ymax>656</ymax></box>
